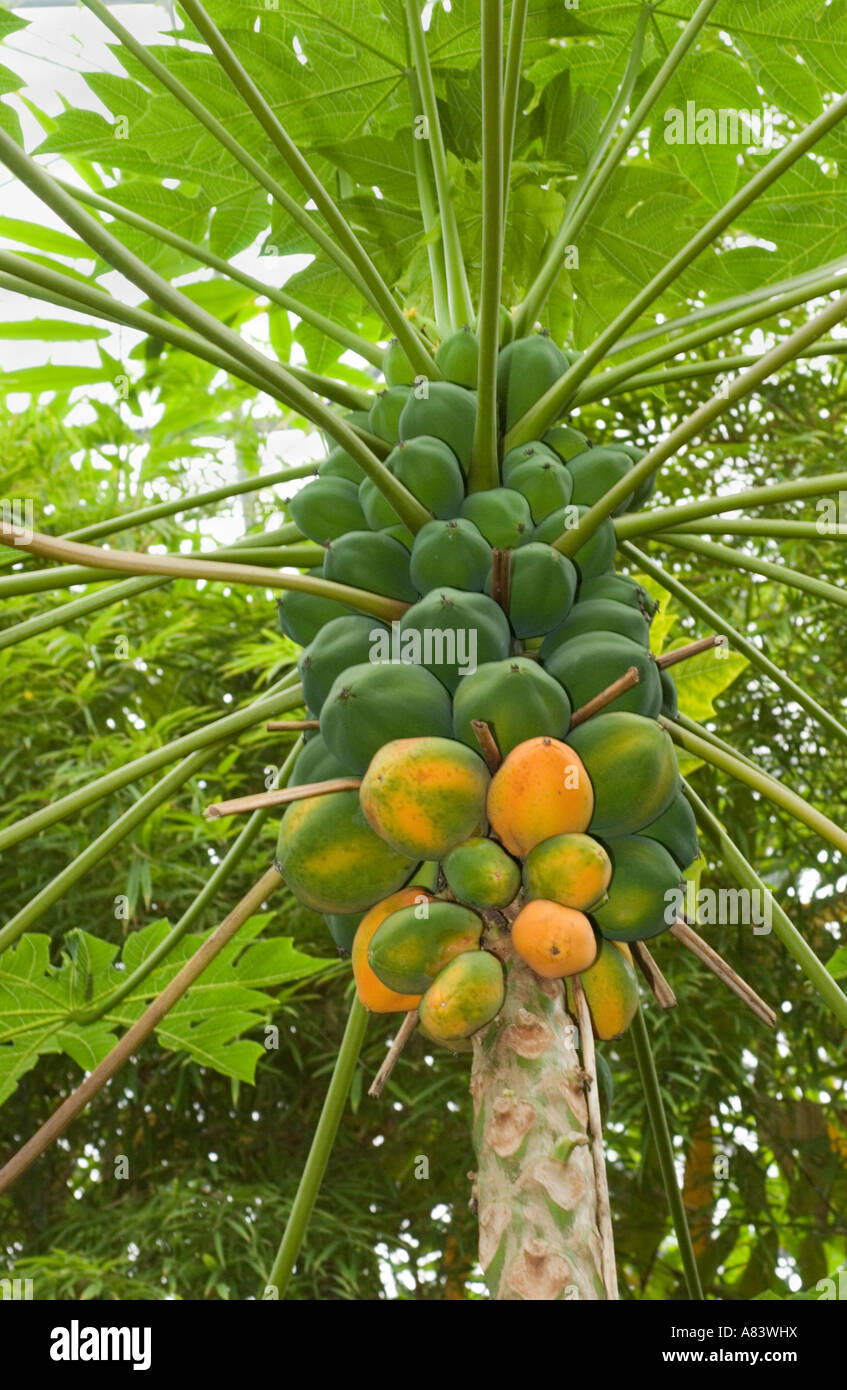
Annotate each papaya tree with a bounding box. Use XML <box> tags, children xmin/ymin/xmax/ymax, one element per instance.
<box><xmin>1</xmin><ymin>0</ymin><xmax>847</xmax><ymax>1302</ymax></box>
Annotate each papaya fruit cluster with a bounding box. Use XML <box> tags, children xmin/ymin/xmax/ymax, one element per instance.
<box><xmin>275</xmin><ymin>328</ymin><xmax>700</xmax><ymax>1046</ymax></box>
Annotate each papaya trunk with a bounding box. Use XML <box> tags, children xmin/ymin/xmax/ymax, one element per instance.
<box><xmin>470</xmin><ymin>945</ymin><xmax>609</xmax><ymax>1300</ymax></box>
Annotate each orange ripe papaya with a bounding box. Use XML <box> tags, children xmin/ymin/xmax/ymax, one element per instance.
<box><xmin>352</xmin><ymin>887</ymin><xmax>431</xmax><ymax>1013</ymax></box>
<box><xmin>565</xmin><ymin>939</ymin><xmax>639</xmax><ymax>1040</ymax></box>
<box><xmin>359</xmin><ymin>736</ymin><xmax>490</xmax><ymax>860</ymax></box>
<box><xmin>486</xmin><ymin>736</ymin><xmax>593</xmax><ymax>856</ymax></box>
<box><xmin>522</xmin><ymin>832</ymin><xmax>612</xmax><ymax>911</ymax></box>
<box><xmin>511</xmin><ymin>899</ymin><xmax>598</xmax><ymax>979</ymax></box>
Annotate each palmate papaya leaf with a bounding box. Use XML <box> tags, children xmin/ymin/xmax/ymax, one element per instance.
<box><xmin>0</xmin><ymin>915</ymin><xmax>332</xmax><ymax>1103</ymax></box>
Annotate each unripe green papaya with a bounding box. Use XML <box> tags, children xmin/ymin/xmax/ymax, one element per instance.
<box><xmin>499</xmin><ymin>305</ymin><xmax>514</xmax><ymax>345</ymax></box>
<box><xmin>382</xmin><ymin>338</ymin><xmax>417</xmax><ymax>387</ymax></box>
<box><xmin>544</xmin><ymin>424</ymin><xmax>590</xmax><ymax>462</ymax></box>
<box><xmin>567</xmin><ymin>446</ymin><xmax>636</xmax><ymax>513</ymax></box>
<box><xmin>277</xmin><ymin>789</ymin><xmax>416</xmax><ymax>914</ymax></box>
<box><xmin>289</xmin><ymin>733</ymin><xmax>355</xmax><ymax>787</ymax></box>
<box><xmin>496</xmin><ymin>332</ymin><xmax>569</xmax><ymax>430</ymax></box>
<box><xmin>323</xmin><ymin>909</ymin><xmax>366</xmax><ymax>955</ymax></box>
<box><xmin>290</xmin><ymin>477</ymin><xmax>367</xmax><ymax>543</ymax></box>
<box><xmin>357</xmin><ymin>474</ymin><xmax>398</xmax><ymax>530</ymax></box>
<box><xmin>485</xmin><ymin>542</ymin><xmax>577</xmax><ymax>638</ymax></box>
<box><xmin>541</xmin><ymin>597</ymin><xmax>651</xmax><ymax>651</ymax></box>
<box><xmin>507</xmin><ymin>458</ymin><xmax>574</xmax><ymax>523</ymax></box>
<box><xmin>298</xmin><ymin>614</ymin><xmax>389</xmax><ymax>712</ymax></box>
<box><xmin>410</xmin><ymin>519</ymin><xmax>493</xmax><ymax>594</ymax></box>
<box><xmin>564</xmin><ymin>711</ymin><xmax>680</xmax><ymax>837</ymax></box>
<box><xmin>660</xmin><ymin>666</ymin><xmax>679</xmax><ymax>719</ymax></box>
<box><xmin>358</xmin><ymin>435</ymin><xmax>464</xmax><ymax>529</ymax></box>
<box><xmin>452</xmin><ymin>656</ymin><xmax>571</xmax><ymax>755</ymax></box>
<box><xmin>277</xmin><ymin>569</ymin><xmax>363</xmax><ymax>648</ymax></box>
<box><xmin>392</xmin><ymin>435</ymin><xmax>465</xmax><ymax>518</ymax></box>
<box><xmin>323</xmin><ymin>530</ymin><xmax>418</xmax><ymax>602</ymax></box>
<box><xmin>542</xmin><ymin>631</ymin><xmax>662</xmax><ymax>718</ymax></box>
<box><xmin>369</xmin><ymin>386</ymin><xmax>411</xmax><ymax>443</ymax></box>
<box><xmin>419</xmin><ymin>949</ymin><xmax>505</xmax><ymax>1041</ymax></box>
<box><xmin>533</xmin><ymin>504</ymin><xmax>617</xmax><ymax>579</ymax></box>
<box><xmin>368</xmin><ymin>899</ymin><xmax>483</xmax><ymax>994</ymax></box>
<box><xmin>578</xmin><ymin>573</ymin><xmax>658</xmax><ymax>622</ymax></box>
<box><xmin>320</xmin><ymin>447</ymin><xmax>360</xmax><ymax>482</ymax></box>
<box><xmin>460</xmin><ymin>487</ymin><xmax>533</xmax><ymax>549</ymax></box>
<box><xmin>441</xmin><ymin>837</ymin><xmax>521</xmax><ymax>909</ymax></box>
<box><xmin>384</xmin><ymin>524</ymin><xmax>415</xmax><ymax>550</ymax></box>
<box><xmin>593</xmin><ymin>834</ymin><xmax>684</xmax><ymax>942</ymax></box>
<box><xmin>501</xmin><ymin>440</ymin><xmax>561</xmax><ymax>483</ymax></box>
<box><xmin>434</xmin><ymin>326</ymin><xmax>479</xmax><ymax>388</ymax></box>
<box><xmin>639</xmin><ymin>791</ymin><xmax>699</xmax><ymax>870</ymax></box>
<box><xmin>320</xmin><ymin>661</ymin><xmax>454</xmax><ymax>773</ymax></box>
<box><xmin>398</xmin><ymin>382</ymin><xmax>477</xmax><ymax>474</ymax></box>
<box><xmin>398</xmin><ymin>588</ymin><xmax>512</xmax><ymax>693</ymax></box>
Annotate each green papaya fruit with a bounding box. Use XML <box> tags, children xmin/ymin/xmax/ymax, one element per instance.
<box><xmin>541</xmin><ymin>597</ymin><xmax>651</xmax><ymax>650</ymax></box>
<box><xmin>320</xmin><ymin>661</ymin><xmax>454</xmax><ymax>773</ymax></box>
<box><xmin>544</xmin><ymin>424</ymin><xmax>591</xmax><ymax>462</ymax></box>
<box><xmin>290</xmin><ymin>477</ymin><xmax>367</xmax><ymax>543</ymax></box>
<box><xmin>533</xmin><ymin>504</ymin><xmax>617</xmax><ymax>579</ymax></box>
<box><xmin>611</xmin><ymin>442</ymin><xmax>645</xmax><ymax>464</ymax></box>
<box><xmin>398</xmin><ymin>382</ymin><xmax>477</xmax><ymax>474</ymax></box>
<box><xmin>323</xmin><ymin>530</ymin><xmax>418</xmax><ymax>602</ymax></box>
<box><xmin>501</xmin><ymin>439</ymin><xmax>561</xmax><ymax>483</ymax></box>
<box><xmin>660</xmin><ymin>666</ymin><xmax>679</xmax><ymax>719</ymax></box>
<box><xmin>564</xmin><ymin>711</ymin><xmax>680</xmax><ymax>837</ymax></box>
<box><xmin>319</xmin><ymin>447</ymin><xmax>360</xmax><ymax>482</ymax></box>
<box><xmin>410</xmin><ymin>519</ymin><xmax>493</xmax><ymax>594</ymax></box>
<box><xmin>460</xmin><ymin>487</ymin><xmax>533</xmax><ymax>549</ymax></box>
<box><xmin>277</xmin><ymin>789</ymin><xmax>416</xmax><ymax>914</ymax></box>
<box><xmin>452</xmin><ymin>656</ymin><xmax>571</xmax><ymax>755</ymax></box>
<box><xmin>398</xmin><ymin>588</ymin><xmax>512</xmax><ymax>693</ymax></box>
<box><xmin>578</xmin><ymin>573</ymin><xmax>658</xmax><ymax>622</ymax></box>
<box><xmin>323</xmin><ymin>910</ymin><xmax>366</xmax><ymax>956</ymax></box>
<box><xmin>567</xmin><ymin>446</ymin><xmax>636</xmax><ymax>513</ymax></box>
<box><xmin>593</xmin><ymin>835</ymin><xmax>684</xmax><ymax>942</ymax></box>
<box><xmin>434</xmin><ymin>326</ymin><xmax>479</xmax><ymax>388</ymax></box>
<box><xmin>382</xmin><ymin>338</ymin><xmax>417</xmax><ymax>387</ymax></box>
<box><xmin>369</xmin><ymin>899</ymin><xmax>484</xmax><ymax>994</ymax></box>
<box><xmin>357</xmin><ymin>474</ymin><xmax>399</xmax><ymax>530</ymax></box>
<box><xmin>391</xmin><ymin>436</ymin><xmax>465</xmax><ymax>518</ymax></box>
<box><xmin>506</xmin><ymin>458</ymin><xmax>574</xmax><ymax>523</ymax></box>
<box><xmin>485</xmin><ymin>542</ymin><xmax>577</xmax><ymax>638</ymax></box>
<box><xmin>289</xmin><ymin>733</ymin><xmax>355</xmax><ymax>787</ymax></box>
<box><xmin>384</xmin><ymin>523</ymin><xmax>415</xmax><ymax>550</ymax></box>
<box><xmin>298</xmin><ymin>614</ymin><xmax>389</xmax><ymax>712</ymax></box>
<box><xmin>542</xmin><ymin>631</ymin><xmax>662</xmax><ymax>718</ymax></box>
<box><xmin>369</xmin><ymin>386</ymin><xmax>411</xmax><ymax>443</ymax></box>
<box><xmin>496</xmin><ymin>332</ymin><xmax>569</xmax><ymax>430</ymax></box>
<box><xmin>639</xmin><ymin>792</ymin><xmax>700</xmax><ymax>870</ymax></box>
<box><xmin>277</xmin><ymin>569</ymin><xmax>363</xmax><ymax>648</ymax></box>
<box><xmin>441</xmin><ymin>837</ymin><xmax>521</xmax><ymax>909</ymax></box>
